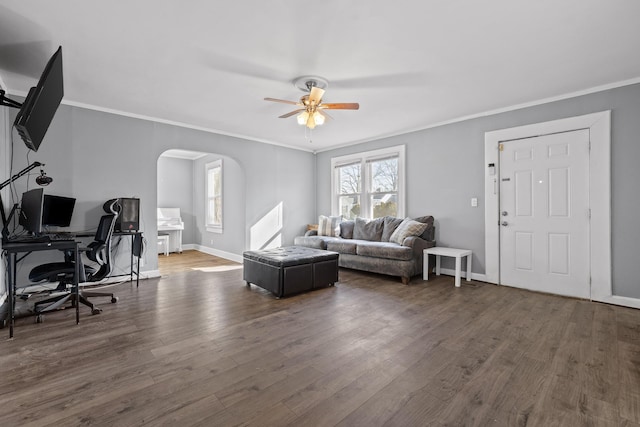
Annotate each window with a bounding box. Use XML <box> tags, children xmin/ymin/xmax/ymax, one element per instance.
<box><xmin>206</xmin><ymin>159</ymin><xmax>222</xmax><ymax>232</ymax></box>
<box><xmin>331</xmin><ymin>145</ymin><xmax>405</xmax><ymax>220</ymax></box>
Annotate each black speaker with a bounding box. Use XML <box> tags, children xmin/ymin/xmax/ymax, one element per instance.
<box><xmin>104</xmin><ymin>198</ymin><xmax>140</xmax><ymax>232</ymax></box>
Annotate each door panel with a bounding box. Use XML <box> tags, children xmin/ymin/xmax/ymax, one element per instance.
<box><xmin>548</xmin><ymin>233</ymin><xmax>570</xmax><ymax>275</ymax></box>
<box><xmin>548</xmin><ymin>168</ymin><xmax>569</xmax><ymax>217</ymax></box>
<box><xmin>514</xmin><ymin>232</ymin><xmax>534</xmax><ymax>271</ymax></box>
<box><xmin>500</xmin><ymin>129</ymin><xmax>590</xmax><ymax>298</ymax></box>
<box><xmin>515</xmin><ymin>170</ymin><xmax>533</xmax><ymax>216</ymax></box>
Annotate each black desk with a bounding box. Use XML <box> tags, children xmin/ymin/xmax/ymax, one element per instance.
<box><xmin>3</xmin><ymin>240</ymin><xmax>80</xmax><ymax>338</ymax></box>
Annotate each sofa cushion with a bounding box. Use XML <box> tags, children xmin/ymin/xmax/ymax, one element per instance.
<box><xmin>390</xmin><ymin>218</ymin><xmax>429</xmax><ymax>245</ymax></box>
<box><xmin>326</xmin><ymin>239</ymin><xmax>358</xmax><ymax>255</ymax></box>
<box><xmin>353</xmin><ymin>217</ymin><xmax>384</xmax><ymax>241</ymax></box>
<box><xmin>293</xmin><ymin>235</ymin><xmax>327</xmax><ymax>250</ymax></box>
<box><xmin>381</xmin><ymin>216</ymin><xmax>404</xmax><ymax>242</ymax></box>
<box><xmin>318</xmin><ymin>215</ymin><xmax>342</xmax><ymax>237</ymax></box>
<box><xmin>339</xmin><ymin>220</ymin><xmax>355</xmax><ymax>239</ymax></box>
<box><xmin>355</xmin><ymin>241</ymin><xmax>413</xmax><ymax>261</ymax></box>
<box><xmin>413</xmin><ymin>215</ymin><xmax>435</xmax><ymax>241</ymax></box>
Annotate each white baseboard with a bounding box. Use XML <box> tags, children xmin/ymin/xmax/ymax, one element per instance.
<box><xmin>433</xmin><ymin>268</ymin><xmax>640</xmax><ymax>309</ymax></box>
<box><xmin>11</xmin><ymin>270</ymin><xmax>162</xmax><ymax>295</ymax></box>
<box><xmin>92</xmin><ymin>270</ymin><xmax>162</xmax><ymax>284</ymax></box>
<box><xmin>192</xmin><ymin>245</ymin><xmax>243</xmax><ymax>263</ymax></box>
<box><xmin>592</xmin><ymin>294</ymin><xmax>640</xmax><ymax>309</ymax></box>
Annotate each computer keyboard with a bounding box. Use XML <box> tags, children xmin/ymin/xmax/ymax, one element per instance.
<box><xmin>6</xmin><ymin>233</ymin><xmax>76</xmax><ymax>244</ymax></box>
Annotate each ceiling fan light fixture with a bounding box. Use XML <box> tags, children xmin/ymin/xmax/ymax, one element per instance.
<box><xmin>306</xmin><ymin>114</ymin><xmax>317</xmax><ymax>129</ymax></box>
<box><xmin>265</xmin><ymin>75</ymin><xmax>359</xmax><ymax>132</ymax></box>
<box><xmin>313</xmin><ymin>111</ymin><xmax>325</xmax><ymax>125</ymax></box>
<box><xmin>297</xmin><ymin>111</ymin><xmax>309</xmax><ymax>125</ymax></box>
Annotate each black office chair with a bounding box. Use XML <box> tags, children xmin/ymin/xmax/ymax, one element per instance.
<box><xmin>29</xmin><ymin>214</ymin><xmax>119</xmax><ymax>320</ymax></box>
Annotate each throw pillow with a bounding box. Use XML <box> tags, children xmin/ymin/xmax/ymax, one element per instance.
<box><xmin>340</xmin><ymin>220</ymin><xmax>355</xmax><ymax>239</ymax></box>
<box><xmin>412</xmin><ymin>215</ymin><xmax>435</xmax><ymax>241</ymax></box>
<box><xmin>390</xmin><ymin>217</ymin><xmax>429</xmax><ymax>245</ymax></box>
<box><xmin>353</xmin><ymin>217</ymin><xmax>384</xmax><ymax>241</ymax></box>
<box><xmin>318</xmin><ymin>215</ymin><xmax>342</xmax><ymax>237</ymax></box>
<box><xmin>381</xmin><ymin>216</ymin><xmax>404</xmax><ymax>242</ymax></box>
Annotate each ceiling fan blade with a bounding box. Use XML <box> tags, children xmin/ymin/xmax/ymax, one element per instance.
<box><xmin>264</xmin><ymin>97</ymin><xmax>300</xmax><ymax>106</ymax></box>
<box><xmin>308</xmin><ymin>87</ymin><xmax>325</xmax><ymax>104</ymax></box>
<box><xmin>318</xmin><ymin>109</ymin><xmax>333</xmax><ymax>121</ymax></box>
<box><xmin>279</xmin><ymin>109</ymin><xmax>305</xmax><ymax>118</ymax></box>
<box><xmin>320</xmin><ymin>103</ymin><xmax>360</xmax><ymax>110</ymax></box>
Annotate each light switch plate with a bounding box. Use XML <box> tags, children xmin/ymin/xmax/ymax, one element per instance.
<box><xmin>471</xmin><ymin>197</ymin><xmax>478</xmax><ymax>207</ymax></box>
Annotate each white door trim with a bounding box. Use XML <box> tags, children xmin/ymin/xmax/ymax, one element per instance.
<box><xmin>484</xmin><ymin>111</ymin><xmax>619</xmax><ymax>305</ymax></box>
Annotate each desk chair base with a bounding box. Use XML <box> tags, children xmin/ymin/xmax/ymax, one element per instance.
<box><xmin>33</xmin><ymin>285</ymin><xmax>118</xmax><ymax>322</ymax></box>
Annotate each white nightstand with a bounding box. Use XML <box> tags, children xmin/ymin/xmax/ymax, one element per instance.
<box><xmin>423</xmin><ymin>247</ymin><xmax>472</xmax><ymax>287</ymax></box>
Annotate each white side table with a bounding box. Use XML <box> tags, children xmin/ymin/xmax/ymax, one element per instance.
<box><xmin>423</xmin><ymin>247</ymin><xmax>472</xmax><ymax>287</ymax></box>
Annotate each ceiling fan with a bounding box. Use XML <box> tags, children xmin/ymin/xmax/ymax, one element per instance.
<box><xmin>264</xmin><ymin>76</ymin><xmax>359</xmax><ymax>130</ymax></box>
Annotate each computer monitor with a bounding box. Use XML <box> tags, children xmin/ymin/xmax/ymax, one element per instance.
<box><xmin>18</xmin><ymin>188</ymin><xmax>44</xmax><ymax>234</ymax></box>
<box><xmin>42</xmin><ymin>195</ymin><xmax>75</xmax><ymax>227</ymax></box>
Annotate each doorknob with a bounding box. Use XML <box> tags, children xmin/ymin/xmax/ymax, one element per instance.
<box><xmin>501</xmin><ymin>221</ymin><xmax>508</xmax><ymax>226</ymax></box>
<box><xmin>501</xmin><ymin>211</ymin><xmax>508</xmax><ymax>216</ymax></box>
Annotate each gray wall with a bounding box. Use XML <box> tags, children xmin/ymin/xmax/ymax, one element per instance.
<box><xmin>2</xmin><ymin>104</ymin><xmax>316</xmax><ymax>283</ymax></box>
<box><xmin>2</xmin><ymin>83</ymin><xmax>639</xmax><ymax>301</ymax></box>
<box><xmin>157</xmin><ymin>156</ymin><xmax>195</xmax><ymax>244</ymax></box>
<box><xmin>315</xmin><ymin>83</ymin><xmax>640</xmax><ymax>299</ymax></box>
<box><xmin>193</xmin><ymin>154</ymin><xmax>245</xmax><ymax>256</ymax></box>
<box><xmin>157</xmin><ymin>153</ymin><xmax>246</xmax><ymax>256</ymax></box>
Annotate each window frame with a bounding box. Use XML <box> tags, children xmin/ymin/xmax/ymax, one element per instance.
<box><xmin>205</xmin><ymin>159</ymin><xmax>223</xmax><ymax>233</ymax></box>
<box><xmin>331</xmin><ymin>145</ymin><xmax>405</xmax><ymax>219</ymax></box>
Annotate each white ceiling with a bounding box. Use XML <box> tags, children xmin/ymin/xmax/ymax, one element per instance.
<box><xmin>1</xmin><ymin>1</ymin><xmax>640</xmax><ymax>152</ymax></box>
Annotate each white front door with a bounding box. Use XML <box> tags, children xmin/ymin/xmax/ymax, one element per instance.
<box><xmin>499</xmin><ymin>129</ymin><xmax>590</xmax><ymax>298</ymax></box>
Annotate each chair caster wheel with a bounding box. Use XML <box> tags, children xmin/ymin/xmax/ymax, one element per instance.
<box><xmin>111</xmin><ymin>297</ymin><xmax>118</xmax><ymax>303</ymax></box>
<box><xmin>36</xmin><ymin>314</ymin><xmax>44</xmax><ymax>323</ymax></box>
<box><xmin>91</xmin><ymin>308</ymin><xmax>102</xmax><ymax>315</ymax></box>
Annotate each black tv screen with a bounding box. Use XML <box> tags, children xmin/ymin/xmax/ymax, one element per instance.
<box><xmin>14</xmin><ymin>46</ymin><xmax>64</xmax><ymax>152</ymax></box>
<box><xmin>42</xmin><ymin>194</ymin><xmax>76</xmax><ymax>227</ymax></box>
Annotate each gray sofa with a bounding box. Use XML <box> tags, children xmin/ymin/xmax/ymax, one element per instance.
<box><xmin>293</xmin><ymin>215</ymin><xmax>435</xmax><ymax>284</ymax></box>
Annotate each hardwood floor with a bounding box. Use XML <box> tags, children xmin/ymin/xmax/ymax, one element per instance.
<box><xmin>1</xmin><ymin>250</ymin><xmax>639</xmax><ymax>426</ymax></box>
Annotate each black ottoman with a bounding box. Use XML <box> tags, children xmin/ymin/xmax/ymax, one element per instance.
<box><xmin>243</xmin><ymin>246</ymin><xmax>339</xmax><ymax>298</ymax></box>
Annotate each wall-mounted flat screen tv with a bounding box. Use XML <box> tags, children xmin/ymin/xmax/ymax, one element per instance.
<box><xmin>14</xmin><ymin>46</ymin><xmax>64</xmax><ymax>152</ymax></box>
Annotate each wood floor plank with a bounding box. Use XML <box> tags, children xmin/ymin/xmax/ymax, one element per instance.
<box><xmin>619</xmin><ymin>342</ymin><xmax>640</xmax><ymax>424</ymax></box>
<box><xmin>287</xmin><ymin>358</ymin><xmax>408</xmax><ymax>427</ymax></box>
<box><xmin>0</xmin><ymin>251</ymin><xmax>637</xmax><ymax>426</ymax></box>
